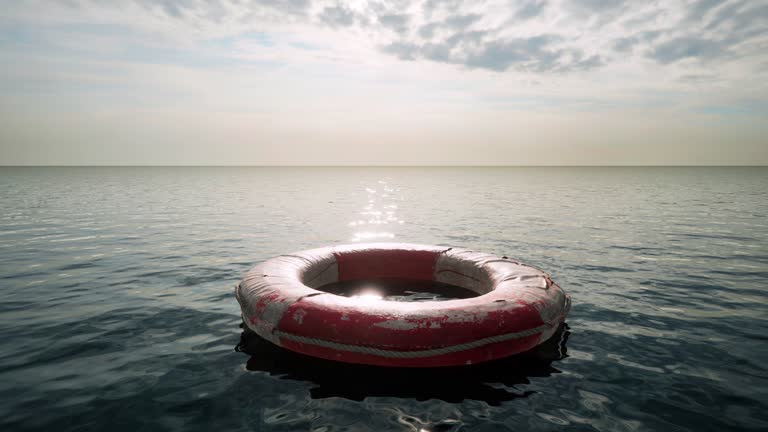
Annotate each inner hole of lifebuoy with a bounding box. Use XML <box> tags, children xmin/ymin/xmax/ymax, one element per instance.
<box><xmin>316</xmin><ymin>278</ymin><xmax>479</xmax><ymax>302</ymax></box>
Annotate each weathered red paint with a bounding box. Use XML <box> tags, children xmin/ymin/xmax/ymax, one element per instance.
<box><xmin>276</xmin><ymin>299</ymin><xmax>544</xmax><ymax>351</ymax></box>
<box><xmin>334</xmin><ymin>248</ymin><xmax>438</xmax><ymax>282</ymax></box>
<box><xmin>236</xmin><ymin>243</ymin><xmax>571</xmax><ymax>367</ymax></box>
<box><xmin>278</xmin><ymin>333</ymin><xmax>543</xmax><ymax>367</ymax></box>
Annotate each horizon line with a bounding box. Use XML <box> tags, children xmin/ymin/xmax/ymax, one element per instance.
<box><xmin>1</xmin><ymin>165</ymin><xmax>767</xmax><ymax>168</ymax></box>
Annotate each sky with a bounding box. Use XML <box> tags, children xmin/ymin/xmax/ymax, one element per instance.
<box><xmin>0</xmin><ymin>0</ymin><xmax>766</xmax><ymax>165</ymax></box>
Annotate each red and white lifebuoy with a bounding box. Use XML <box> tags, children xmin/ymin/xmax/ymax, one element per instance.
<box><xmin>236</xmin><ymin>243</ymin><xmax>570</xmax><ymax>367</ymax></box>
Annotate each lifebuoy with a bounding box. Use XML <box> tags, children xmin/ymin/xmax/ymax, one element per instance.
<box><xmin>236</xmin><ymin>243</ymin><xmax>570</xmax><ymax>367</ymax></box>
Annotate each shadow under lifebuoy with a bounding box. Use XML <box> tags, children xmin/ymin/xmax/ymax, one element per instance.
<box><xmin>236</xmin><ymin>324</ymin><xmax>570</xmax><ymax>406</ymax></box>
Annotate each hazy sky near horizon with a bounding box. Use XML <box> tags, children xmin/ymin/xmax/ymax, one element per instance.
<box><xmin>1</xmin><ymin>0</ymin><xmax>766</xmax><ymax>165</ymax></box>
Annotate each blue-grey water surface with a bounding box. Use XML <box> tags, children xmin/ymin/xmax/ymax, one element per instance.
<box><xmin>1</xmin><ymin>167</ymin><xmax>766</xmax><ymax>431</ymax></box>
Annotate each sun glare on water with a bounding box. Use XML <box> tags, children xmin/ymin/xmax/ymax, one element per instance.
<box><xmin>351</xmin><ymin>290</ymin><xmax>384</xmax><ymax>304</ymax></box>
<box><xmin>351</xmin><ymin>180</ymin><xmax>403</xmax><ymax>242</ymax></box>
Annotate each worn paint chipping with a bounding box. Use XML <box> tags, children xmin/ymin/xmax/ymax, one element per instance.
<box><xmin>373</xmin><ymin>319</ymin><xmax>419</xmax><ymax>330</ymax></box>
<box><xmin>292</xmin><ymin>308</ymin><xmax>307</xmax><ymax>325</ymax></box>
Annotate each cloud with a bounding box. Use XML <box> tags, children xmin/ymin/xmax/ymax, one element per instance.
<box><xmin>612</xmin><ymin>31</ymin><xmax>660</xmax><ymax>53</ymax></box>
<box><xmin>350</xmin><ymin>0</ymin><xmax>763</xmax><ymax>73</ymax></box>
<box><xmin>704</xmin><ymin>1</ymin><xmax>768</xmax><ymax>42</ymax></box>
<box><xmin>444</xmin><ymin>13</ymin><xmax>482</xmax><ymax>30</ymax></box>
<box><xmin>384</xmin><ymin>32</ymin><xmax>606</xmax><ymax>73</ymax></box>
<box><xmin>421</xmin><ymin>0</ymin><xmax>467</xmax><ymax>19</ymax></box>
<box><xmin>418</xmin><ymin>13</ymin><xmax>480</xmax><ymax>39</ymax></box>
<box><xmin>253</xmin><ymin>0</ymin><xmax>313</xmax><ymax>15</ymax></box>
<box><xmin>134</xmin><ymin>0</ymin><xmax>311</xmax><ymax>19</ymax></box>
<box><xmin>650</xmin><ymin>37</ymin><xmax>724</xmax><ymax>64</ymax></box>
<box><xmin>570</xmin><ymin>0</ymin><xmax>626</xmax><ymax>11</ymax></box>
<box><xmin>1</xmin><ymin>0</ymin><xmax>767</xmax><ymax>81</ymax></box>
<box><xmin>515</xmin><ymin>1</ymin><xmax>548</xmax><ymax>20</ymax></box>
<box><xmin>318</xmin><ymin>3</ymin><xmax>360</xmax><ymax>28</ymax></box>
<box><xmin>464</xmin><ymin>36</ymin><xmax>561</xmax><ymax>72</ymax></box>
<box><xmin>686</xmin><ymin>0</ymin><xmax>727</xmax><ymax>21</ymax></box>
<box><xmin>634</xmin><ymin>1</ymin><xmax>768</xmax><ymax>64</ymax></box>
<box><xmin>378</xmin><ymin>13</ymin><xmax>410</xmax><ymax>34</ymax></box>
<box><xmin>612</xmin><ymin>37</ymin><xmax>636</xmax><ymax>53</ymax></box>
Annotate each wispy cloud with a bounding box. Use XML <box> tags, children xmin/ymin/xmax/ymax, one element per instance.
<box><xmin>4</xmin><ymin>1</ymin><xmax>765</xmax><ymax>73</ymax></box>
<box><xmin>1</xmin><ymin>0</ymin><xmax>765</xmax><ymax>118</ymax></box>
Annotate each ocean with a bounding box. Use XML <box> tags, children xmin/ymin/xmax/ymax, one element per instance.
<box><xmin>1</xmin><ymin>167</ymin><xmax>766</xmax><ymax>431</ymax></box>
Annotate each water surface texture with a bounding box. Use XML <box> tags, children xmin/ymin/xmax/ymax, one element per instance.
<box><xmin>1</xmin><ymin>167</ymin><xmax>766</xmax><ymax>431</ymax></box>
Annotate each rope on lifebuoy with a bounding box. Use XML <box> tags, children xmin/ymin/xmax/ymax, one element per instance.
<box><xmin>274</xmin><ymin>323</ymin><xmax>551</xmax><ymax>358</ymax></box>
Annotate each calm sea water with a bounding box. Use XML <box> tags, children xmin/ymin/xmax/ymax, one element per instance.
<box><xmin>1</xmin><ymin>167</ymin><xmax>766</xmax><ymax>432</ymax></box>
